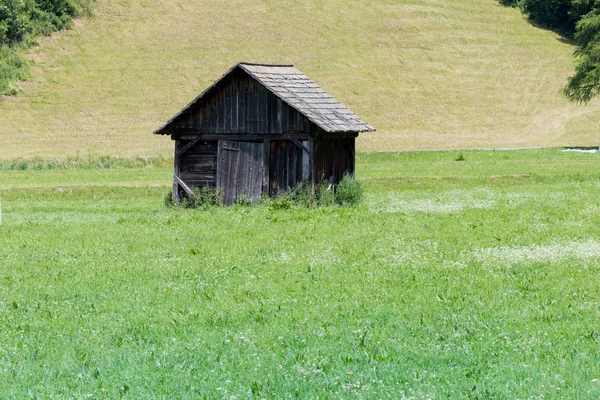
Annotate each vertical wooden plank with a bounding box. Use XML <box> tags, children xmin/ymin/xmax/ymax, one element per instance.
<box><xmin>216</xmin><ymin>139</ymin><xmax>223</xmax><ymax>189</ymax></box>
<box><xmin>303</xmin><ymin>116</ymin><xmax>310</xmax><ymax>133</ymax></box>
<box><xmin>257</xmin><ymin>83</ymin><xmax>262</xmax><ymax>133</ymax></box>
<box><xmin>252</xmin><ymin>142</ymin><xmax>260</xmax><ymax>200</ymax></box>
<box><xmin>218</xmin><ymin>140</ymin><xmax>241</xmax><ymax>205</ymax></box>
<box><xmin>276</xmin><ymin>99</ymin><xmax>282</xmax><ymax>133</ymax></box>
<box><xmin>288</xmin><ymin>142</ymin><xmax>296</xmax><ymax>190</ymax></box>
<box><xmin>265</xmin><ymin>86</ymin><xmax>270</xmax><ymax>133</ymax></box>
<box><xmin>309</xmin><ymin>137</ymin><xmax>315</xmax><ymax>199</ymax></box>
<box><xmin>173</xmin><ymin>139</ymin><xmax>181</xmax><ymax>202</ymax></box>
<box><xmin>284</xmin><ymin>104</ymin><xmax>290</xmax><ymax>132</ymax></box>
<box><xmin>240</xmin><ymin>142</ymin><xmax>262</xmax><ymax>202</ymax></box>
<box><xmin>269</xmin><ymin>141</ymin><xmax>279</xmax><ymax>196</ymax></box>
<box><xmin>214</xmin><ymin>92</ymin><xmax>220</xmax><ymax>133</ymax></box>
<box><xmin>263</xmin><ymin>140</ymin><xmax>270</xmax><ymax>196</ymax></box>
<box><xmin>264</xmin><ymin>85</ymin><xmax>270</xmax><ymax>133</ymax></box>
<box><xmin>230</xmin><ymin>148</ymin><xmax>240</xmax><ymax>205</ymax></box>
<box><xmin>233</xmin><ymin>77</ymin><xmax>239</xmax><ymax>133</ymax></box>
<box><xmin>224</xmin><ymin>82</ymin><xmax>231</xmax><ymax>133</ymax></box>
<box><xmin>234</xmin><ymin>141</ymin><xmax>242</xmax><ymax>198</ymax></box>
<box><xmin>240</xmin><ymin>142</ymin><xmax>250</xmax><ymax>199</ymax></box>
<box><xmin>239</xmin><ymin>79</ymin><xmax>246</xmax><ymax>133</ymax></box>
<box><xmin>301</xmin><ymin>140</ymin><xmax>310</xmax><ymax>181</ymax></box>
<box><xmin>247</xmin><ymin>80</ymin><xmax>253</xmax><ymax>134</ymax></box>
<box><xmin>350</xmin><ymin>137</ymin><xmax>356</xmax><ymax>176</ymax></box>
<box><xmin>253</xmin><ymin>143</ymin><xmax>263</xmax><ymax>201</ymax></box>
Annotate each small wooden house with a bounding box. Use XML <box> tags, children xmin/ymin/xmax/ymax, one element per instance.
<box><xmin>154</xmin><ymin>62</ymin><xmax>374</xmax><ymax>205</ymax></box>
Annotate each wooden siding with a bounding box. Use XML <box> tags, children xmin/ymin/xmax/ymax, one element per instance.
<box><xmin>314</xmin><ymin>136</ymin><xmax>355</xmax><ymax>184</ymax></box>
<box><xmin>269</xmin><ymin>140</ymin><xmax>307</xmax><ymax>196</ymax></box>
<box><xmin>178</xmin><ymin>140</ymin><xmax>218</xmax><ymax>189</ymax></box>
<box><xmin>179</xmin><ymin>70</ymin><xmax>308</xmax><ymax>135</ymax></box>
<box><xmin>217</xmin><ymin>140</ymin><xmax>266</xmax><ymax>205</ymax></box>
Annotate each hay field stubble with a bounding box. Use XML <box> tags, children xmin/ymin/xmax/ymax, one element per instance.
<box><xmin>2</xmin><ymin>0</ymin><xmax>600</xmax><ymax>158</ymax></box>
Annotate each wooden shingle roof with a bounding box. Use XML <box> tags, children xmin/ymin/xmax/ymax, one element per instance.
<box><xmin>154</xmin><ymin>62</ymin><xmax>374</xmax><ymax>135</ymax></box>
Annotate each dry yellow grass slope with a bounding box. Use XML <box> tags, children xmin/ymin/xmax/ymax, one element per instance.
<box><xmin>1</xmin><ymin>0</ymin><xmax>600</xmax><ymax>158</ymax></box>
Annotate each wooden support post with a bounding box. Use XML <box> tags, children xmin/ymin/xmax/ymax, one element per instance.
<box><xmin>174</xmin><ymin>175</ymin><xmax>194</xmax><ymax>197</ymax></box>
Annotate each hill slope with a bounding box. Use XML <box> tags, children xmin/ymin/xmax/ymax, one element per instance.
<box><xmin>1</xmin><ymin>0</ymin><xmax>599</xmax><ymax>158</ymax></box>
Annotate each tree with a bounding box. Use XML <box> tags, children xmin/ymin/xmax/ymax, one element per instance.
<box><xmin>564</xmin><ymin>9</ymin><xmax>600</xmax><ymax>103</ymax></box>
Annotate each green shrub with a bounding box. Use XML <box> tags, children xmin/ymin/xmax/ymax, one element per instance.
<box><xmin>177</xmin><ymin>185</ymin><xmax>222</xmax><ymax>209</ymax></box>
<box><xmin>0</xmin><ymin>46</ymin><xmax>28</xmax><ymax>95</ymax></box>
<box><xmin>234</xmin><ymin>194</ymin><xmax>252</xmax><ymax>206</ymax></box>
<box><xmin>334</xmin><ymin>173</ymin><xmax>363</xmax><ymax>206</ymax></box>
<box><xmin>269</xmin><ymin>196</ymin><xmax>293</xmax><ymax>211</ymax></box>
<box><xmin>291</xmin><ymin>181</ymin><xmax>313</xmax><ymax>207</ymax></box>
<box><xmin>164</xmin><ymin>190</ymin><xmax>175</xmax><ymax>208</ymax></box>
<box><xmin>315</xmin><ymin>180</ymin><xmax>334</xmax><ymax>206</ymax></box>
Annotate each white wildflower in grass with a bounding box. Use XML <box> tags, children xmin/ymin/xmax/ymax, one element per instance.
<box><xmin>366</xmin><ymin>189</ymin><xmax>496</xmax><ymax>214</ymax></box>
<box><xmin>475</xmin><ymin>240</ymin><xmax>600</xmax><ymax>265</ymax></box>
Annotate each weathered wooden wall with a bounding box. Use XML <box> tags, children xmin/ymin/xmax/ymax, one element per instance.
<box><xmin>269</xmin><ymin>140</ymin><xmax>307</xmax><ymax>196</ymax></box>
<box><xmin>179</xmin><ymin>70</ymin><xmax>309</xmax><ymax>135</ymax></box>
<box><xmin>178</xmin><ymin>140</ymin><xmax>218</xmax><ymax>189</ymax></box>
<box><xmin>313</xmin><ymin>136</ymin><xmax>356</xmax><ymax>184</ymax></box>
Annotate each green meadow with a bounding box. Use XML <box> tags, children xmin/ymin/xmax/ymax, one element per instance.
<box><xmin>1</xmin><ymin>149</ymin><xmax>600</xmax><ymax>398</ymax></box>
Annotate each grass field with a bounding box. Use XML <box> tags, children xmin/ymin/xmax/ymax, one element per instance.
<box><xmin>1</xmin><ymin>149</ymin><xmax>600</xmax><ymax>397</ymax></box>
<box><xmin>2</xmin><ymin>0</ymin><xmax>600</xmax><ymax>159</ymax></box>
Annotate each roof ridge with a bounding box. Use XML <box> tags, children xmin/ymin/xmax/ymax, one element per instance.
<box><xmin>239</xmin><ymin>61</ymin><xmax>294</xmax><ymax>67</ymax></box>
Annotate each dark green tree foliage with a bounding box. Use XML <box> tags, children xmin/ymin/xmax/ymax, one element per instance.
<box><xmin>499</xmin><ymin>0</ymin><xmax>519</xmax><ymax>6</ymax></box>
<box><xmin>522</xmin><ymin>0</ymin><xmax>576</xmax><ymax>34</ymax></box>
<box><xmin>0</xmin><ymin>0</ymin><xmax>92</xmax><ymax>94</ymax></box>
<box><xmin>499</xmin><ymin>0</ymin><xmax>600</xmax><ymax>103</ymax></box>
<box><xmin>500</xmin><ymin>0</ymin><xmax>596</xmax><ymax>35</ymax></box>
<box><xmin>564</xmin><ymin>8</ymin><xmax>600</xmax><ymax>102</ymax></box>
<box><xmin>0</xmin><ymin>0</ymin><xmax>30</xmax><ymax>45</ymax></box>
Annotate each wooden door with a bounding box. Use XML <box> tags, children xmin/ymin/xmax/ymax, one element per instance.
<box><xmin>217</xmin><ymin>140</ymin><xmax>265</xmax><ymax>205</ymax></box>
<box><xmin>217</xmin><ymin>141</ymin><xmax>240</xmax><ymax>205</ymax></box>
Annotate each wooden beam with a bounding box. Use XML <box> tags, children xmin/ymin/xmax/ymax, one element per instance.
<box><xmin>177</xmin><ymin>135</ymin><xmax>204</xmax><ymax>157</ymax></box>
<box><xmin>179</xmin><ymin>134</ymin><xmax>310</xmax><ymax>141</ymax></box>
<box><xmin>174</xmin><ymin>127</ymin><xmax>358</xmax><ymax>138</ymax></box>
<box><xmin>174</xmin><ymin>175</ymin><xmax>194</xmax><ymax>197</ymax></box>
<box><xmin>289</xmin><ymin>137</ymin><xmax>311</xmax><ymax>154</ymax></box>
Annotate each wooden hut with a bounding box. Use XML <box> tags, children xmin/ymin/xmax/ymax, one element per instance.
<box><xmin>154</xmin><ymin>62</ymin><xmax>374</xmax><ymax>205</ymax></box>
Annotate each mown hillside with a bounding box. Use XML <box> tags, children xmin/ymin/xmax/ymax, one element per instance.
<box><xmin>1</xmin><ymin>0</ymin><xmax>600</xmax><ymax>158</ymax></box>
